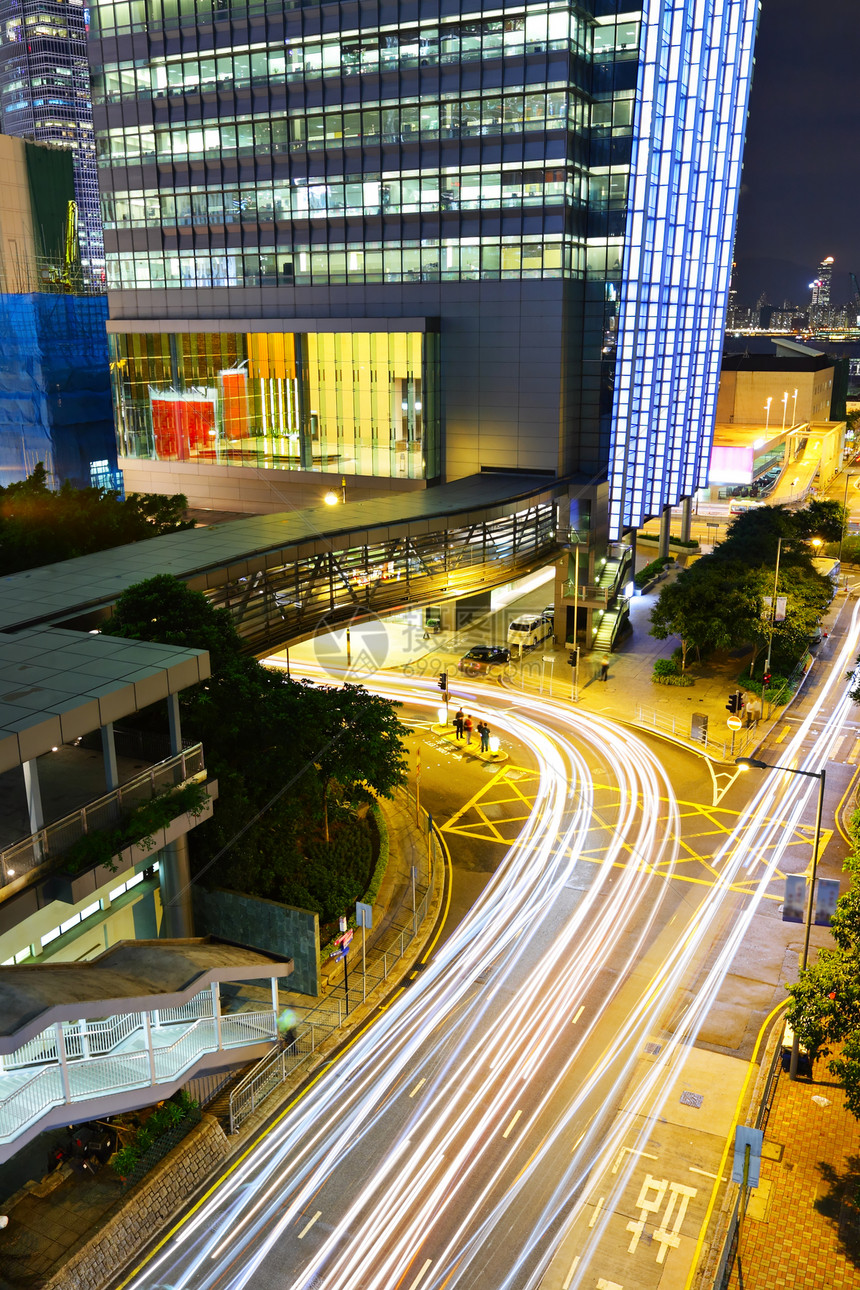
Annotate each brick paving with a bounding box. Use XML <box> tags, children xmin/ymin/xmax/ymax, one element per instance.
<box><xmin>730</xmin><ymin>1054</ymin><xmax>860</xmax><ymax>1289</ymax></box>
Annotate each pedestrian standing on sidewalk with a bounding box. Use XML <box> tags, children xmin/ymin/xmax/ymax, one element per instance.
<box><xmin>479</xmin><ymin>721</ymin><xmax>490</xmax><ymax>752</ymax></box>
<box><xmin>464</xmin><ymin>714</ymin><xmax>474</xmax><ymax>745</ymax></box>
<box><xmin>600</xmin><ymin>654</ymin><xmax>610</xmax><ymax>682</ymax></box>
<box><xmin>454</xmin><ymin>708</ymin><xmax>465</xmax><ymax>739</ymax></box>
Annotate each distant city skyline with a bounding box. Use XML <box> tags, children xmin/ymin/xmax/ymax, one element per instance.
<box><xmin>733</xmin><ymin>0</ymin><xmax>856</xmax><ymax>306</ymax></box>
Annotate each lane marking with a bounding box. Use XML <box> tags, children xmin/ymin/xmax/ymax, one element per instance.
<box><xmin>611</xmin><ymin>1145</ymin><xmax>658</xmax><ymax>1174</ymax></box>
<box><xmin>689</xmin><ymin>1166</ymin><xmax>725</xmax><ymax>1181</ymax></box>
<box><xmin>502</xmin><ymin>1109</ymin><xmax>523</xmax><ymax>1139</ymax></box>
<box><xmin>562</xmin><ymin>1255</ymin><xmax>580</xmax><ymax>1289</ymax></box>
<box><xmin>589</xmin><ymin>1196</ymin><xmax>605</xmax><ymax>1228</ymax></box>
<box><xmin>572</xmin><ymin>1005</ymin><xmax>585</xmax><ymax>1024</ymax></box>
<box><xmin>409</xmin><ymin>1078</ymin><xmax>426</xmax><ymax>1098</ymax></box>
<box><xmin>774</xmin><ymin>723</ymin><xmax>791</xmax><ymax>744</ymax></box>
<box><xmin>571</xmin><ymin>1131</ymin><xmax>585</xmax><ymax>1155</ymax></box>
<box><xmin>408</xmin><ymin>1258</ymin><xmax>433</xmax><ymax>1289</ymax></box>
<box><xmin>298</xmin><ymin>1211</ymin><xmax>322</xmax><ymax>1239</ymax></box>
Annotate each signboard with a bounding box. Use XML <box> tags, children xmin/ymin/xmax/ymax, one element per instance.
<box><xmin>783</xmin><ymin>874</ymin><xmax>806</xmax><ymax>923</ymax></box>
<box><xmin>814</xmin><ymin>878</ymin><xmax>841</xmax><ymax>926</ymax></box>
<box><xmin>727</xmin><ymin>716</ymin><xmax>742</xmax><ymax>730</ymax></box>
<box><xmin>335</xmin><ymin>929</ymin><xmax>354</xmax><ymax>949</ymax></box>
<box><xmin>732</xmin><ymin>1125</ymin><xmax>764</xmax><ymax>1188</ymax></box>
<box><xmin>356</xmin><ymin>901</ymin><xmax>373</xmax><ymax>929</ymax></box>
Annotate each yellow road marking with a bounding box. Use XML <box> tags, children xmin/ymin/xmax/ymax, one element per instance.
<box><xmin>774</xmin><ymin>723</ymin><xmax>791</xmax><ymax>744</ymax></box>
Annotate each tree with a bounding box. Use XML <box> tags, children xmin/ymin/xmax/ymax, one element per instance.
<box><xmin>650</xmin><ymin>563</ymin><xmax>763</xmax><ymax>670</ymax></box>
<box><xmin>787</xmin><ymin>842</ymin><xmax>860</xmax><ymax>1118</ymax></box>
<box><xmin>0</xmin><ymin>463</ymin><xmax>193</xmax><ymax>575</ymax></box>
<box><xmin>102</xmin><ymin>575</ymin><xmax>408</xmax><ymax>910</ymax></box>
<box><xmin>793</xmin><ymin>499</ymin><xmax>846</xmax><ymax>544</ymax></box>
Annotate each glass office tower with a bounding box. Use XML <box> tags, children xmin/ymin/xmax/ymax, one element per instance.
<box><xmin>0</xmin><ymin>0</ymin><xmax>105</xmax><ymax>284</ymax></box>
<box><xmin>88</xmin><ymin>0</ymin><xmax>758</xmax><ymax>526</ymax></box>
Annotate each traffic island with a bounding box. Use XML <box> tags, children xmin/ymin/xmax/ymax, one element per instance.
<box><xmin>430</xmin><ymin>722</ymin><xmax>509</xmax><ymax>763</ymax></box>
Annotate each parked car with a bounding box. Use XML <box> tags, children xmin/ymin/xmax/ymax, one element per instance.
<box><xmin>808</xmin><ymin>624</ymin><xmax>823</xmax><ymax>647</ymax></box>
<box><xmin>507</xmin><ymin>614</ymin><xmax>554</xmax><ymax>650</ymax></box>
<box><xmin>458</xmin><ymin>645</ymin><xmax>511</xmax><ymax>675</ymax></box>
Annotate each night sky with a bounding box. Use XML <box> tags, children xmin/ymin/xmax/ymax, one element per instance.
<box><xmin>732</xmin><ymin>0</ymin><xmax>857</xmax><ymax>308</ymax></box>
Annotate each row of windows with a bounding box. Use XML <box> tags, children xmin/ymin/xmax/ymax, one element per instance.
<box><xmin>91</xmin><ymin>9</ymin><xmax>587</xmax><ymax>102</ymax></box>
<box><xmin>97</xmin><ymin>89</ymin><xmax>576</xmax><ymax>166</ymax></box>
<box><xmin>105</xmin><ymin>235</ymin><xmax>629</xmax><ymax>289</ymax></box>
<box><xmin>102</xmin><ymin>165</ymin><xmax>590</xmax><ymax>228</ymax></box>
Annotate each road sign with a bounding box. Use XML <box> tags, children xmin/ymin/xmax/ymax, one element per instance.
<box><xmin>732</xmin><ymin>1125</ymin><xmax>763</xmax><ymax>1188</ymax></box>
<box><xmin>335</xmin><ymin>928</ymin><xmax>354</xmax><ymax>948</ymax></box>
<box><xmin>356</xmin><ymin>901</ymin><xmax>373</xmax><ymax>929</ymax></box>
<box><xmin>727</xmin><ymin>716</ymin><xmax>742</xmax><ymax>730</ymax></box>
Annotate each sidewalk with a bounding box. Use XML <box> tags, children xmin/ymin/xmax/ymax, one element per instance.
<box><xmin>729</xmin><ymin>1052</ymin><xmax>860</xmax><ymax>1289</ymax></box>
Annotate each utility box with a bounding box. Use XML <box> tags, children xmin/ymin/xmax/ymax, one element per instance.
<box><xmin>691</xmin><ymin>713</ymin><xmax>708</xmax><ymax>743</ymax></box>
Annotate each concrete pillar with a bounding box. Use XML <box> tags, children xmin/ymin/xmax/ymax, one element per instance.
<box><xmin>143</xmin><ymin>1012</ymin><xmax>157</xmax><ymax>1084</ymax></box>
<box><xmin>158</xmin><ymin>836</ymin><xmax>194</xmax><ymax>938</ymax></box>
<box><xmin>78</xmin><ymin>1019</ymin><xmax>91</xmax><ymax>1059</ymax></box>
<box><xmin>658</xmin><ymin>506</ymin><xmax>671</xmax><ymax>559</ymax></box>
<box><xmin>101</xmin><ymin>722</ymin><xmax>119</xmax><ymax>791</ymax></box>
<box><xmin>55</xmin><ymin>1023</ymin><xmax>71</xmax><ymax>1103</ymax></box>
<box><xmin>167</xmin><ymin>693</ymin><xmax>182</xmax><ymax>756</ymax></box>
<box><xmin>270</xmin><ymin>977</ymin><xmax>279</xmax><ymax>1012</ymax></box>
<box><xmin>22</xmin><ymin>760</ymin><xmax>43</xmax><ymax>834</ymax></box>
<box><xmin>680</xmin><ymin>496</ymin><xmax>693</xmax><ymax>543</ymax></box>
<box><xmin>627</xmin><ymin>531</ymin><xmax>637</xmax><ymax>591</ymax></box>
<box><xmin>211</xmin><ymin>981</ymin><xmax>222</xmax><ymax>1050</ymax></box>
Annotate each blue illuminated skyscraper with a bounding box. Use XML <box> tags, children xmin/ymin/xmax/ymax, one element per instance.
<box><xmin>87</xmin><ymin>0</ymin><xmax>758</xmax><ymax>534</ymax></box>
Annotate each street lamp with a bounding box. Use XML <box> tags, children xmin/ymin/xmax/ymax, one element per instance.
<box><xmin>763</xmin><ymin>536</ymin><xmax>782</xmax><ymax>695</ymax></box>
<box><xmin>764</xmin><ymin>396</ymin><xmax>772</xmax><ymax>435</ymax></box>
<box><xmin>840</xmin><ymin>470</ymin><xmax>854</xmax><ymax>564</ymax></box>
<box><xmin>791</xmin><ymin>388</ymin><xmax>798</xmax><ymax>427</ymax></box>
<box><xmin>781</xmin><ymin>391</ymin><xmax>789</xmax><ymax>431</ymax></box>
<box><xmin>736</xmin><ymin>755</ymin><xmax>826</xmax><ymax>1078</ymax></box>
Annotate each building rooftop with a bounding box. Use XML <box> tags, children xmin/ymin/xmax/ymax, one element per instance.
<box><xmin>0</xmin><ymin>937</ymin><xmax>293</xmax><ymax>1046</ymax></box>
<box><xmin>0</xmin><ymin>627</ymin><xmax>210</xmax><ymax>772</ymax></box>
<box><xmin>0</xmin><ymin>471</ymin><xmax>560</xmax><ymax>634</ymax></box>
<box><xmin>721</xmin><ymin>351</ymin><xmax>832</xmax><ymax>372</ymax></box>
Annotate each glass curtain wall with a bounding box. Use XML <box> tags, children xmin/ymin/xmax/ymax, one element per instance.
<box><xmin>111</xmin><ymin>330</ymin><xmax>438</xmax><ymax>481</ymax></box>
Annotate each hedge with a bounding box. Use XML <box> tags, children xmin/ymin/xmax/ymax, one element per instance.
<box><xmin>652</xmin><ymin>658</ymin><xmax>694</xmax><ymax>686</ymax></box>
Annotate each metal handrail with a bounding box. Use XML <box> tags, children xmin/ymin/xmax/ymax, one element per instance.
<box><xmin>0</xmin><ymin>743</ymin><xmax>205</xmax><ymax>887</ymax></box>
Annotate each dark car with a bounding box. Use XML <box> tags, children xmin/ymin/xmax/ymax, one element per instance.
<box><xmin>458</xmin><ymin>645</ymin><xmax>511</xmax><ymax>675</ymax></box>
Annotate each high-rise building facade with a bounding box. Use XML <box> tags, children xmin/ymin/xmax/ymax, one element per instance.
<box><xmin>809</xmin><ymin>254</ymin><xmax>834</xmax><ymax>325</ymax></box>
<box><xmin>89</xmin><ymin>0</ymin><xmax>758</xmax><ymax>531</ymax></box>
<box><xmin>0</xmin><ymin>0</ymin><xmax>104</xmax><ymax>284</ymax></box>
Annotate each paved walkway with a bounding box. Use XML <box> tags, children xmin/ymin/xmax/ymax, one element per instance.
<box><xmin>730</xmin><ymin>1052</ymin><xmax>860</xmax><ymax>1289</ymax></box>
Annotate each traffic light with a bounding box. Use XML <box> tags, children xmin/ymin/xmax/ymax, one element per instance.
<box><xmin>438</xmin><ymin>671</ymin><xmax>448</xmax><ymax>692</ymax></box>
<box><xmin>763</xmin><ymin>671</ymin><xmax>772</xmax><ymax>687</ymax></box>
<box><xmin>726</xmin><ymin>691</ymin><xmax>742</xmax><ymax>714</ymax></box>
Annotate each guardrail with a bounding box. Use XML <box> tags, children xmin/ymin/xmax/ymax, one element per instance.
<box><xmin>633</xmin><ymin>705</ymin><xmax>761</xmax><ymax>761</ymax></box>
<box><xmin>0</xmin><ymin>743</ymin><xmax>205</xmax><ymax>887</ymax></box>
<box><xmin>228</xmin><ymin>785</ymin><xmax>440</xmax><ymax>1135</ymax></box>
<box><xmin>712</xmin><ymin>1034</ymin><xmax>784</xmax><ymax>1288</ymax></box>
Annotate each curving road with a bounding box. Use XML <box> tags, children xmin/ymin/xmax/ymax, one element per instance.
<box><xmin>122</xmin><ymin>605</ymin><xmax>860</xmax><ymax>1290</ymax></box>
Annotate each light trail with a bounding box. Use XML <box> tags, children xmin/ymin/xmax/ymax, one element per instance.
<box><xmin>125</xmin><ymin>608</ymin><xmax>860</xmax><ymax>1290</ymax></box>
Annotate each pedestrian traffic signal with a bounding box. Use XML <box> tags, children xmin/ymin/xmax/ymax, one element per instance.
<box><xmin>438</xmin><ymin>671</ymin><xmax>448</xmax><ymax>692</ymax></box>
<box><xmin>762</xmin><ymin>671</ymin><xmax>772</xmax><ymax>687</ymax></box>
<box><xmin>726</xmin><ymin>691</ymin><xmax>742</xmax><ymax>714</ymax></box>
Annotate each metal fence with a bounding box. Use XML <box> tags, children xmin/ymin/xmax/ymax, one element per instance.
<box><xmin>712</xmin><ymin>1035</ymin><xmax>784</xmax><ymax>1288</ymax></box>
<box><xmin>633</xmin><ymin>705</ymin><xmax>761</xmax><ymax>760</ymax></box>
<box><xmin>228</xmin><ymin>787</ymin><xmax>440</xmax><ymax>1135</ymax></box>
<box><xmin>0</xmin><ymin>743</ymin><xmax>205</xmax><ymax>887</ymax></box>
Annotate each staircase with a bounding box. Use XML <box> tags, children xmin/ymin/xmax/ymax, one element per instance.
<box><xmin>597</xmin><ymin>557</ymin><xmax>622</xmax><ymax>591</ymax></box>
<box><xmin>592</xmin><ymin>603</ymin><xmax>630</xmax><ymax>652</ymax></box>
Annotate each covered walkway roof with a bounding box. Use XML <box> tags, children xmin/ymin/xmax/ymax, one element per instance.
<box><xmin>0</xmin><ymin>473</ymin><xmax>562</xmax><ymax>634</ymax></box>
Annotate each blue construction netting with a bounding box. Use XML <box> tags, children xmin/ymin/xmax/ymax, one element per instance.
<box><xmin>0</xmin><ymin>292</ymin><xmax>116</xmax><ymax>490</ymax></box>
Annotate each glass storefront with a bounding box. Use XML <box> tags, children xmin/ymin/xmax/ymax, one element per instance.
<box><xmin>111</xmin><ymin>329</ymin><xmax>438</xmax><ymax>480</ymax></box>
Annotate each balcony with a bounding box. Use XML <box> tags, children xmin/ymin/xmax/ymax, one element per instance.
<box><xmin>0</xmin><ymin>745</ymin><xmax>206</xmax><ymax>891</ymax></box>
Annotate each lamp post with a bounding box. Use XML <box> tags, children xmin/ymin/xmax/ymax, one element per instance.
<box><xmin>791</xmin><ymin>388</ymin><xmax>798</xmax><ymax>427</ymax></box>
<box><xmin>764</xmin><ymin>396</ymin><xmax>772</xmax><ymax>435</ymax></box>
<box><xmin>763</xmin><ymin>536</ymin><xmax>782</xmax><ymax>704</ymax></box>
<box><xmin>736</xmin><ymin>756</ymin><xmax>826</xmax><ymax>1078</ymax></box>
<box><xmin>781</xmin><ymin>391</ymin><xmax>789</xmax><ymax>431</ymax></box>
<box><xmin>840</xmin><ymin>470</ymin><xmax>854</xmax><ymax>564</ymax></box>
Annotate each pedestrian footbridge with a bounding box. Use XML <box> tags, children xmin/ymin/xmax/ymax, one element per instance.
<box><xmin>0</xmin><ymin>473</ymin><xmax>565</xmax><ymax>655</ymax></box>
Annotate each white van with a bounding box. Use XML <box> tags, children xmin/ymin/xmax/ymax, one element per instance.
<box><xmin>507</xmin><ymin>614</ymin><xmax>553</xmax><ymax>650</ymax></box>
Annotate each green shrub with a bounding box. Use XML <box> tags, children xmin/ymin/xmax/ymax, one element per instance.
<box><xmin>652</xmin><ymin>658</ymin><xmax>694</xmax><ymax>686</ymax></box>
<box><xmin>110</xmin><ymin>1091</ymin><xmax>199</xmax><ymax>1178</ymax></box>
<box><xmin>637</xmin><ymin>534</ymin><xmax>699</xmax><ymax>549</ymax></box>
<box><xmin>635</xmin><ymin>556</ymin><xmax>674</xmax><ymax>589</ymax></box>
<box><xmin>62</xmin><ymin>782</ymin><xmax>210</xmax><ymax>875</ymax></box>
